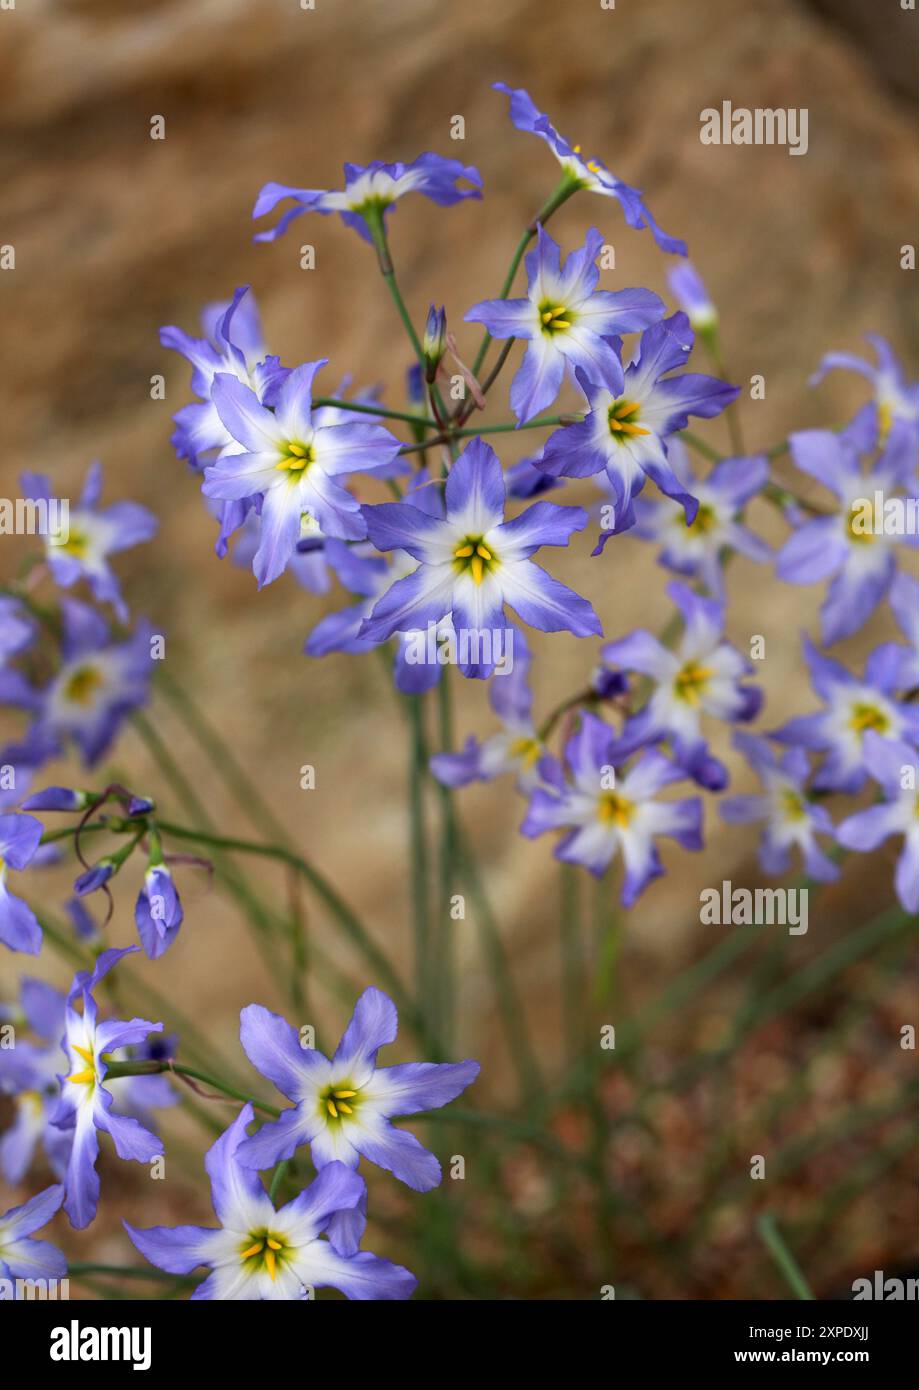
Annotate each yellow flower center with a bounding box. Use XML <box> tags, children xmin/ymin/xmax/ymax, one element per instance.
<box><xmin>67</xmin><ymin>1043</ymin><xmax>97</xmax><ymax>1089</ymax></box>
<box><xmin>779</xmin><ymin>788</ymin><xmax>807</xmax><ymax>822</ymax></box>
<box><xmin>239</xmin><ymin>1230</ymin><xmax>290</xmax><ymax>1283</ymax></box>
<box><xmin>878</xmin><ymin>399</ymin><xmax>893</xmax><ymax>445</ymax></box>
<box><xmin>276</xmin><ymin>441</ymin><xmax>316</xmax><ymax>476</ymax></box>
<box><xmin>673</xmin><ymin>661</ymin><xmax>713</xmax><ymax>705</ymax></box>
<box><xmin>597</xmin><ymin>792</ymin><xmax>633</xmax><ymax>827</ymax></box>
<box><xmin>453</xmin><ymin>536</ymin><xmax>498</xmax><ymax>586</ymax></box>
<box><xmin>508</xmin><ymin>736</ymin><xmax>543</xmax><ymax>771</ymax></box>
<box><xmin>686</xmin><ymin>502</ymin><xmax>718</xmax><ymax>534</ymax></box>
<box><xmin>318</xmin><ymin>1082</ymin><xmax>361</xmax><ymax>1124</ymax></box>
<box><xmin>845</xmin><ymin>504</ymin><xmax>875</xmax><ymax>546</ymax></box>
<box><xmin>55</xmin><ymin>527</ymin><xmax>88</xmax><ymax>557</ymax></box>
<box><xmin>538</xmin><ymin>301</ymin><xmax>574</xmax><ymax>336</ymax></box>
<box><xmin>607</xmin><ymin>399</ymin><xmax>650</xmax><ymax>438</ymax></box>
<box><xmin>63</xmin><ymin>665</ymin><xmax>103</xmax><ymax>705</ymax></box>
<box><xmin>849</xmin><ymin>702</ymin><xmax>890</xmax><ymax>735</ymax></box>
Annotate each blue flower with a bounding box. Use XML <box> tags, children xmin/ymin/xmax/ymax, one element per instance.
<box><xmin>21</xmin><ymin>786</ymin><xmax>90</xmax><ymax>812</ymax></box>
<box><xmin>73</xmin><ymin>861</ymin><xmax>115</xmax><ymax>897</ymax></box>
<box><xmin>234</xmin><ymin>989</ymin><xmax>479</xmax><ymax>1204</ymax></box>
<box><xmin>773</xmin><ymin>636</ymin><xmax>919</xmax><ymax>794</ymax></box>
<box><xmin>358</xmin><ymin>438</ymin><xmax>601</xmax><ymax>679</ymax></box>
<box><xmin>889</xmin><ymin>571</ymin><xmax>919</xmax><ymax>690</ymax></box>
<box><xmin>51</xmin><ymin>947</ymin><xmax>164</xmax><ymax>1229</ymax></box>
<box><xmin>600</xmin><ymin>582</ymin><xmax>762</xmax><ymax>787</ymax></box>
<box><xmin>720</xmin><ymin>732</ymin><xmax>839</xmax><ymax>882</ymax></box>
<box><xmin>252</xmin><ymin>154</ymin><xmax>482</xmax><ymax>245</ymax></box>
<box><xmin>520</xmin><ymin>713</ymin><xmax>703</xmax><ymax>904</ymax></box>
<box><xmin>135</xmin><ymin>863</ymin><xmax>184</xmax><ymax>960</ymax></box>
<box><xmin>127</xmin><ymin>1105</ymin><xmax>416</xmax><ymax>1300</ymax></box>
<box><xmin>202</xmin><ymin>362</ymin><xmax>403</xmax><ymax>587</ymax></box>
<box><xmin>0</xmin><ymin>812</ymin><xmax>44</xmax><ymax>955</ymax></box>
<box><xmin>837</xmin><ymin>732</ymin><xmax>919</xmax><ymax>911</ymax></box>
<box><xmin>0</xmin><ymin>980</ymin><xmax>71</xmax><ymax>1183</ymax></box>
<box><xmin>775</xmin><ymin>417</ymin><xmax>918</xmax><ymax>645</ymax></box>
<box><xmin>631</xmin><ymin>440</ymin><xmax>770</xmax><ymax>601</ymax></box>
<box><xmin>0</xmin><ymin>1185</ymin><xmax>66</xmax><ymax>1293</ymax></box>
<box><xmin>666</xmin><ymin>261</ymin><xmax>717</xmax><ymax>333</ymax></box>
<box><xmin>0</xmin><ymin>596</ymin><xmax>35</xmax><ymax>667</ymax></box>
<box><xmin>429</xmin><ymin>628</ymin><xmax>546</xmax><ymax>789</ymax></box>
<box><xmin>810</xmin><ymin>333</ymin><xmax>919</xmax><ymax>451</ymax></box>
<box><xmin>28</xmin><ymin>599</ymin><xmax>154</xmax><ymax>768</ymax></box>
<box><xmin>161</xmin><ymin>285</ymin><xmax>288</xmax><ymax>469</ymax></box>
<box><xmin>465</xmin><ymin>225</ymin><xmax>664</xmax><ymax>424</ymax></box>
<box><xmin>20</xmin><ymin>462</ymin><xmax>157</xmax><ymax>623</ymax></box>
<box><xmin>537</xmin><ymin>313</ymin><xmax>739</xmax><ymax>544</ymax></box>
<box><xmin>494</xmin><ymin>83</ymin><xmax>686</xmax><ymax>255</ymax></box>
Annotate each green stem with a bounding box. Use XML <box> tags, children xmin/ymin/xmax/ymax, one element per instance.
<box><xmin>435</xmin><ymin>670</ymin><xmax>458</xmax><ymax>1049</ymax></box>
<box><xmin>104</xmin><ymin>1059</ymin><xmax>281</xmax><ymax>1116</ymax></box>
<box><xmin>470</xmin><ymin>174</ymin><xmax>580</xmax><ymax>378</ymax></box>
<box><xmin>756</xmin><ymin>1213</ymin><xmax>815</xmax><ymax>1300</ymax></box>
<box><xmin>312</xmin><ymin>396</ymin><xmax>436</xmax><ymax>427</ymax></box>
<box><xmin>405</xmin><ymin>693</ymin><xmax>434</xmax><ymax>1042</ymax></box>
<box><xmin>152</xmin><ymin>817</ymin><xmax>423</xmax><ymax>1037</ymax></box>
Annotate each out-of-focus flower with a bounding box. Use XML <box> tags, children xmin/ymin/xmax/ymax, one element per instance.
<box><xmin>601</xmin><ymin>582</ymin><xmax>761</xmax><ymax>788</ymax></box>
<box><xmin>0</xmin><ymin>812</ymin><xmax>44</xmax><ymax>955</ymax></box>
<box><xmin>253</xmin><ymin>154</ymin><xmax>482</xmax><ymax>245</ymax></box>
<box><xmin>632</xmin><ymin>440</ymin><xmax>770</xmax><ymax>601</ymax></box>
<box><xmin>720</xmin><ymin>732</ymin><xmax>838</xmax><ymax>882</ymax></box>
<box><xmin>20</xmin><ymin>462</ymin><xmax>157</xmax><ymax>623</ymax></box>
<box><xmin>773</xmin><ymin>636</ymin><xmax>919</xmax><ymax>793</ymax></box>
<box><xmin>837</xmin><ymin>731</ymin><xmax>919</xmax><ymax>911</ymax></box>
<box><xmin>810</xmin><ymin>333</ymin><xmax>919</xmax><ymax>451</ymax></box>
<box><xmin>0</xmin><ymin>1185</ymin><xmax>66</xmax><ymax>1292</ymax></box>
<box><xmin>521</xmin><ymin>713</ymin><xmax>703</xmax><ymax>905</ymax></box>
<box><xmin>775</xmin><ymin>418</ymin><xmax>919</xmax><ymax>644</ymax></box>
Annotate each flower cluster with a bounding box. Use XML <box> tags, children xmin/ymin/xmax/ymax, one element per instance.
<box><xmin>3</xmin><ymin>79</ymin><xmax>919</xmax><ymax>1304</ymax></box>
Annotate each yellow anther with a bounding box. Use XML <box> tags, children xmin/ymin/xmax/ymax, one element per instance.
<box><xmin>68</xmin><ymin>1068</ymin><xmax>95</xmax><ymax>1086</ymax></box>
<box><xmin>454</xmin><ymin>544</ymin><xmax>474</xmax><ymax>558</ymax></box>
<box><xmin>333</xmin><ymin>1089</ymin><xmax>357</xmax><ymax>1099</ymax></box>
<box><xmin>73</xmin><ymin>1044</ymin><xmax>94</xmax><ymax>1066</ymax></box>
<box><xmin>597</xmin><ymin>793</ymin><xmax>632</xmax><ymax>828</ymax></box>
<box><xmin>327</xmin><ymin>1099</ymin><xmax>339</xmax><ymax>1118</ymax></box>
<box><xmin>337</xmin><ymin>1101</ymin><xmax>353</xmax><ymax>1115</ymax></box>
<box><xmin>265</xmin><ymin>1248</ymin><xmax>278</xmax><ymax>1281</ymax></box>
<box><xmin>240</xmin><ymin>1242</ymin><xmax>264</xmax><ymax>1260</ymax></box>
<box><xmin>673</xmin><ymin>662</ymin><xmax>714</xmax><ymax>706</ymax></box>
<box><xmin>267</xmin><ymin>1238</ymin><xmax>283</xmax><ymax>1251</ymax></box>
<box><xmin>470</xmin><ymin>555</ymin><xmax>485</xmax><ymax>585</ymax></box>
<box><xmin>287</xmin><ymin>442</ymin><xmax>307</xmax><ymax>457</ymax></box>
<box><xmin>849</xmin><ymin>703</ymin><xmax>889</xmax><ymax>735</ymax></box>
<box><xmin>573</xmin><ymin>144</ymin><xmax>582</xmax><ymax>154</ymax></box>
<box><xmin>475</xmin><ymin>543</ymin><xmax>492</xmax><ymax>561</ymax></box>
<box><xmin>541</xmin><ymin>309</ymin><xmax>555</xmax><ymax>323</ymax></box>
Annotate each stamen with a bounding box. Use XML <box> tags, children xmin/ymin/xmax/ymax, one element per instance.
<box><xmin>267</xmin><ymin>1238</ymin><xmax>283</xmax><ymax>1251</ymax></box>
<box><xmin>240</xmin><ymin>1242</ymin><xmax>264</xmax><ymax>1260</ymax></box>
<box><xmin>265</xmin><ymin>1249</ymin><xmax>278</xmax><ymax>1281</ymax></box>
<box><xmin>327</xmin><ymin>1099</ymin><xmax>339</xmax><ymax>1118</ymax></box>
<box><xmin>333</xmin><ymin>1089</ymin><xmax>357</xmax><ymax>1098</ymax></box>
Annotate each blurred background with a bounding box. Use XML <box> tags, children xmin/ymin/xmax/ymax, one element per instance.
<box><xmin>2</xmin><ymin>0</ymin><xmax>919</xmax><ymax>1299</ymax></box>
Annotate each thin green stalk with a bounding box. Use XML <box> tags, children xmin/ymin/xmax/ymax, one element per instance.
<box><xmin>405</xmin><ymin>693</ymin><xmax>434</xmax><ymax>1041</ymax></box>
<box><xmin>757</xmin><ymin>1213</ymin><xmax>815</xmax><ymax>1300</ymax></box>
<box><xmin>454</xmin><ymin>826</ymin><xmax>543</xmax><ymax>1101</ymax></box>
<box><xmin>559</xmin><ymin>865</ymin><xmax>584</xmax><ymax>1064</ymax></box>
<box><xmin>151</xmin><ymin>818</ymin><xmax>423</xmax><ymax>1038</ymax></box>
<box><xmin>312</xmin><ymin>396</ymin><xmax>436</xmax><ymax>427</ymax></box>
<box><xmin>435</xmin><ymin>671</ymin><xmax>458</xmax><ymax>1048</ymax></box>
<box><xmin>104</xmin><ymin>1058</ymin><xmax>280</xmax><ymax>1116</ymax></box>
<box><xmin>470</xmin><ymin>174</ymin><xmax>580</xmax><ymax>378</ymax></box>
